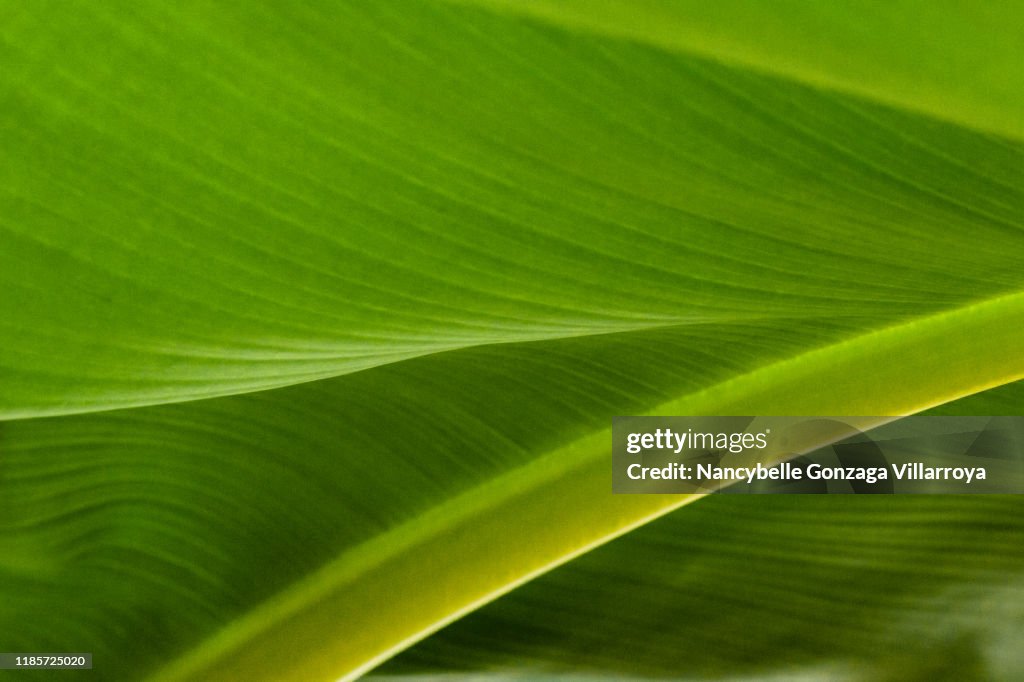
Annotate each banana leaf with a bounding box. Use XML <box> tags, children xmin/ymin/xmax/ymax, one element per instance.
<box><xmin>1</xmin><ymin>1</ymin><xmax>1022</xmax><ymax>680</ymax></box>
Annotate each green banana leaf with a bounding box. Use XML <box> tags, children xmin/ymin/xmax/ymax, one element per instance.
<box><xmin>1</xmin><ymin>1</ymin><xmax>1022</xmax><ymax>681</ymax></box>
<box><xmin>449</xmin><ymin>0</ymin><xmax>1024</xmax><ymax>141</ymax></box>
<box><xmin>4</xmin><ymin>0</ymin><xmax>1024</xmax><ymax>418</ymax></box>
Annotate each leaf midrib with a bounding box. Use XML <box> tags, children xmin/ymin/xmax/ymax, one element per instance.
<box><xmin>145</xmin><ymin>288</ymin><xmax>1024</xmax><ymax>682</ymax></box>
